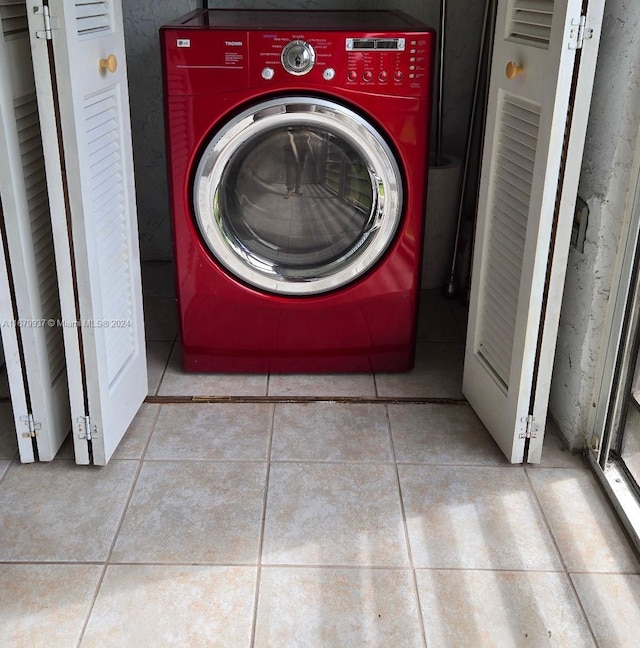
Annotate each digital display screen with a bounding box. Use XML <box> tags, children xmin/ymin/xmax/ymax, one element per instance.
<box><xmin>345</xmin><ymin>38</ymin><xmax>406</xmax><ymax>52</ymax></box>
<box><xmin>352</xmin><ymin>39</ymin><xmax>376</xmax><ymax>49</ymax></box>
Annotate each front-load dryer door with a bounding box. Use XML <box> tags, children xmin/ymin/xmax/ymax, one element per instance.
<box><xmin>193</xmin><ymin>97</ymin><xmax>403</xmax><ymax>296</ymax></box>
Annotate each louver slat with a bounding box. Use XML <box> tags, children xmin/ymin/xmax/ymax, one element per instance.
<box><xmin>84</xmin><ymin>87</ymin><xmax>135</xmax><ymax>385</ymax></box>
<box><xmin>487</xmin><ymin>256</ymin><xmax>521</xmax><ymax>297</ymax></box>
<box><xmin>484</xmin><ymin>290</ymin><xmax>518</xmax><ymax>337</ymax></box>
<box><xmin>499</xmin><ymin>134</ymin><xmax>537</xmax><ymax>164</ymax></box>
<box><xmin>75</xmin><ymin>1</ymin><xmax>111</xmax><ymax>37</ymax></box>
<box><xmin>503</xmin><ymin>100</ymin><xmax>542</xmax><ymax>128</ymax></box>
<box><xmin>482</xmin><ymin>301</ymin><xmax>516</xmax><ymax>352</ymax></box>
<box><xmin>499</xmin><ymin>145</ymin><xmax>535</xmax><ymax>176</ymax></box>
<box><xmin>0</xmin><ymin>0</ymin><xmax>27</xmax><ymax>38</ymax></box>
<box><xmin>493</xmin><ymin>192</ymin><xmax>529</xmax><ymax>226</ymax></box>
<box><xmin>495</xmin><ymin>161</ymin><xmax>533</xmax><ymax>196</ymax></box>
<box><xmin>508</xmin><ymin>0</ymin><xmax>555</xmax><ymax>49</ymax></box>
<box><xmin>14</xmin><ymin>94</ymin><xmax>66</xmax><ymax>386</ymax></box>
<box><xmin>501</xmin><ymin>111</ymin><xmax>539</xmax><ymax>138</ymax></box>
<box><xmin>497</xmin><ymin>162</ymin><xmax>533</xmax><ymax>193</ymax></box>
<box><xmin>492</xmin><ymin>209</ymin><xmax>526</xmax><ymax>248</ymax></box>
<box><xmin>494</xmin><ymin>175</ymin><xmax>531</xmax><ymax>212</ymax></box>
<box><xmin>491</xmin><ymin>227</ymin><xmax>527</xmax><ymax>271</ymax></box>
<box><xmin>477</xmin><ymin>95</ymin><xmax>541</xmax><ymax>388</ymax></box>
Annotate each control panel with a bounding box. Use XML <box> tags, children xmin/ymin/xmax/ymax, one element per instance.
<box><xmin>163</xmin><ymin>28</ymin><xmax>432</xmax><ymax>97</ymax></box>
<box><xmin>254</xmin><ymin>32</ymin><xmax>429</xmax><ymax>93</ymax></box>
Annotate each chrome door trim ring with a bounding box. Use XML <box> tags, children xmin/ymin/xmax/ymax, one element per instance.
<box><xmin>193</xmin><ymin>96</ymin><xmax>403</xmax><ymax>295</ymax></box>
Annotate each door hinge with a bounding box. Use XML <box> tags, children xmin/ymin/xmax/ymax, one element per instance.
<box><xmin>519</xmin><ymin>414</ymin><xmax>539</xmax><ymax>439</ymax></box>
<box><xmin>33</xmin><ymin>5</ymin><xmax>58</xmax><ymax>40</ymax></box>
<box><xmin>20</xmin><ymin>413</ymin><xmax>42</xmax><ymax>439</ymax></box>
<box><xmin>77</xmin><ymin>416</ymin><xmax>96</xmax><ymax>441</ymax></box>
<box><xmin>568</xmin><ymin>15</ymin><xmax>593</xmax><ymax>50</ymax></box>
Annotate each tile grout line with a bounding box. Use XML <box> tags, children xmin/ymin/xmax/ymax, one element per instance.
<box><xmin>386</xmin><ymin>404</ymin><xmax>429</xmax><ymax>648</ymax></box>
<box><xmin>249</xmin><ymin>401</ymin><xmax>276</xmax><ymax>647</ymax></box>
<box><xmin>97</xmin><ymin>456</ymin><xmax>539</xmax><ymax>470</ymax></box>
<box><xmin>74</xmin><ymin>405</ymin><xmax>162</xmax><ymax>648</ymax></box>
<box><xmin>523</xmin><ymin>467</ymin><xmax>601</xmax><ymax>648</ymax></box>
<box><xmin>4</xmin><ymin>557</ymin><xmax>633</xmax><ymax>574</ymax></box>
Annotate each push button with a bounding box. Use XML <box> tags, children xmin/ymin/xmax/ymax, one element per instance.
<box><xmin>323</xmin><ymin>67</ymin><xmax>336</xmax><ymax>81</ymax></box>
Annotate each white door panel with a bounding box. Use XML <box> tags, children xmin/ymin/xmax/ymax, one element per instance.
<box><xmin>464</xmin><ymin>0</ymin><xmax>605</xmax><ymax>462</ymax></box>
<box><xmin>0</xmin><ymin>217</ymin><xmax>33</xmax><ymax>463</ymax></box>
<box><xmin>26</xmin><ymin>0</ymin><xmax>146</xmax><ymax>465</ymax></box>
<box><xmin>0</xmin><ymin>0</ymin><xmax>69</xmax><ymax>461</ymax></box>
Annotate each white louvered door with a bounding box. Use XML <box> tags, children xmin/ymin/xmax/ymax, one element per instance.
<box><xmin>26</xmin><ymin>0</ymin><xmax>146</xmax><ymax>465</ymax></box>
<box><xmin>0</xmin><ymin>236</ymin><xmax>31</xmax><ymax>460</ymax></box>
<box><xmin>0</xmin><ymin>0</ymin><xmax>69</xmax><ymax>462</ymax></box>
<box><xmin>463</xmin><ymin>0</ymin><xmax>604</xmax><ymax>462</ymax></box>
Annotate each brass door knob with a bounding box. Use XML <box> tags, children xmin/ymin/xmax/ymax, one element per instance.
<box><xmin>506</xmin><ymin>61</ymin><xmax>524</xmax><ymax>80</ymax></box>
<box><xmin>99</xmin><ymin>54</ymin><xmax>118</xmax><ymax>73</ymax></box>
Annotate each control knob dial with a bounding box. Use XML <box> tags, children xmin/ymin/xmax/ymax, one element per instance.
<box><xmin>281</xmin><ymin>40</ymin><xmax>316</xmax><ymax>76</ymax></box>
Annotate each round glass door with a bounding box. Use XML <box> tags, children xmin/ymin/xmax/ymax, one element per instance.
<box><xmin>193</xmin><ymin>97</ymin><xmax>403</xmax><ymax>295</ymax></box>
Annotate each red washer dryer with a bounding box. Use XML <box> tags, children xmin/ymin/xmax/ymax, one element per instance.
<box><xmin>160</xmin><ymin>10</ymin><xmax>434</xmax><ymax>373</ymax></box>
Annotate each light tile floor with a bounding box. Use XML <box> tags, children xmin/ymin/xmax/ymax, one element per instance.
<box><xmin>0</xmin><ymin>264</ymin><xmax>639</xmax><ymax>646</ymax></box>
